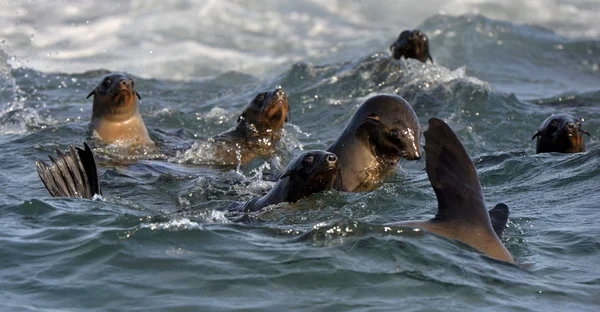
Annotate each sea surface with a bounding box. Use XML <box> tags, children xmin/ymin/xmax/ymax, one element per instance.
<box><xmin>1</xmin><ymin>1</ymin><xmax>600</xmax><ymax>311</ymax></box>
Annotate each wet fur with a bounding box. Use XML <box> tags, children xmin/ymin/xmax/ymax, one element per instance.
<box><xmin>240</xmin><ymin>150</ymin><xmax>337</xmax><ymax>212</ymax></box>
<box><xmin>212</xmin><ymin>88</ymin><xmax>289</xmax><ymax>165</ymax></box>
<box><xmin>88</xmin><ymin>73</ymin><xmax>152</xmax><ymax>145</ymax></box>
<box><xmin>532</xmin><ymin>114</ymin><xmax>590</xmax><ymax>154</ymax></box>
<box><xmin>327</xmin><ymin>94</ymin><xmax>421</xmax><ymax>192</ymax></box>
<box><xmin>390</xmin><ymin>29</ymin><xmax>433</xmax><ymax>63</ymax></box>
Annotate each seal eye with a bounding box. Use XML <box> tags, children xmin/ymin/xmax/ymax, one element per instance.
<box><xmin>302</xmin><ymin>155</ymin><xmax>314</xmax><ymax>166</ymax></box>
<box><xmin>102</xmin><ymin>79</ymin><xmax>111</xmax><ymax>88</ymax></box>
<box><xmin>390</xmin><ymin>129</ymin><xmax>401</xmax><ymax>138</ymax></box>
<box><xmin>255</xmin><ymin>94</ymin><xmax>265</xmax><ymax>103</ymax></box>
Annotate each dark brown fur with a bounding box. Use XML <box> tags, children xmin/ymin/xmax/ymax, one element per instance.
<box><xmin>390</xmin><ymin>29</ymin><xmax>433</xmax><ymax>63</ymax></box>
<box><xmin>240</xmin><ymin>150</ymin><xmax>338</xmax><ymax>212</ymax></box>
<box><xmin>532</xmin><ymin>114</ymin><xmax>590</xmax><ymax>154</ymax></box>
<box><xmin>213</xmin><ymin>88</ymin><xmax>289</xmax><ymax>165</ymax></box>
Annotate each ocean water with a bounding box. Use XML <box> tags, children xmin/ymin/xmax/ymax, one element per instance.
<box><xmin>1</xmin><ymin>1</ymin><xmax>600</xmax><ymax>311</ymax></box>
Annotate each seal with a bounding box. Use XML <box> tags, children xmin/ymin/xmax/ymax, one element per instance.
<box><xmin>532</xmin><ymin>114</ymin><xmax>590</xmax><ymax>154</ymax></box>
<box><xmin>212</xmin><ymin>87</ymin><xmax>289</xmax><ymax>165</ymax></box>
<box><xmin>488</xmin><ymin>203</ymin><xmax>509</xmax><ymax>239</ymax></box>
<box><xmin>389</xmin><ymin>29</ymin><xmax>433</xmax><ymax>63</ymax></box>
<box><xmin>36</xmin><ymin>142</ymin><xmax>101</xmax><ymax>199</ymax></box>
<box><xmin>240</xmin><ymin>150</ymin><xmax>338</xmax><ymax>212</ymax></box>
<box><xmin>35</xmin><ymin>144</ymin><xmax>337</xmax><ymax>215</ymax></box>
<box><xmin>386</xmin><ymin>118</ymin><xmax>514</xmax><ymax>263</ymax></box>
<box><xmin>87</xmin><ymin>73</ymin><xmax>153</xmax><ymax>145</ymax></box>
<box><xmin>327</xmin><ymin>94</ymin><xmax>421</xmax><ymax>192</ymax></box>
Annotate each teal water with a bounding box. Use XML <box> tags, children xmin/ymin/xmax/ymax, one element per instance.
<box><xmin>1</xmin><ymin>12</ymin><xmax>600</xmax><ymax>311</ymax></box>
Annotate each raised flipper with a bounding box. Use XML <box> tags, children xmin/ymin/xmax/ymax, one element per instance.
<box><xmin>488</xmin><ymin>203</ymin><xmax>509</xmax><ymax>239</ymax></box>
<box><xmin>386</xmin><ymin>118</ymin><xmax>513</xmax><ymax>262</ymax></box>
<box><xmin>36</xmin><ymin>142</ymin><xmax>101</xmax><ymax>198</ymax></box>
<box><xmin>425</xmin><ymin>118</ymin><xmax>489</xmax><ymax>224</ymax></box>
<box><xmin>422</xmin><ymin>118</ymin><xmax>514</xmax><ymax>262</ymax></box>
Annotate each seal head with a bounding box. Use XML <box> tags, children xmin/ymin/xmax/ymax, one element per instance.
<box><xmin>241</xmin><ymin>150</ymin><xmax>338</xmax><ymax>212</ymax></box>
<box><xmin>390</xmin><ymin>29</ymin><xmax>433</xmax><ymax>63</ymax></box>
<box><xmin>233</xmin><ymin>87</ymin><xmax>289</xmax><ymax>142</ymax></box>
<box><xmin>328</xmin><ymin>94</ymin><xmax>421</xmax><ymax>192</ymax></box>
<box><xmin>211</xmin><ymin>87</ymin><xmax>289</xmax><ymax>165</ymax></box>
<box><xmin>88</xmin><ymin>73</ymin><xmax>142</xmax><ymax>122</ymax></box>
<box><xmin>532</xmin><ymin>114</ymin><xmax>590</xmax><ymax>154</ymax></box>
<box><xmin>87</xmin><ymin>73</ymin><xmax>152</xmax><ymax>145</ymax></box>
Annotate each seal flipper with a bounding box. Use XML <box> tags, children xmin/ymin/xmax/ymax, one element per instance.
<box><xmin>392</xmin><ymin>118</ymin><xmax>514</xmax><ymax>263</ymax></box>
<box><xmin>488</xmin><ymin>203</ymin><xmax>509</xmax><ymax>239</ymax></box>
<box><xmin>36</xmin><ymin>142</ymin><xmax>101</xmax><ymax>199</ymax></box>
<box><xmin>424</xmin><ymin>118</ymin><xmax>489</xmax><ymax>224</ymax></box>
<box><xmin>76</xmin><ymin>143</ymin><xmax>101</xmax><ymax>196</ymax></box>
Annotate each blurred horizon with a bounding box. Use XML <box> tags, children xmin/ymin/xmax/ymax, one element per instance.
<box><xmin>1</xmin><ymin>0</ymin><xmax>599</xmax><ymax>81</ymax></box>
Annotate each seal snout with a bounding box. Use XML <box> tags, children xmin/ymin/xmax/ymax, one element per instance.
<box><xmin>325</xmin><ymin>152</ymin><xmax>338</xmax><ymax>170</ymax></box>
<box><xmin>272</xmin><ymin>87</ymin><xmax>288</xmax><ymax>107</ymax></box>
<box><xmin>411</xmin><ymin>150</ymin><xmax>422</xmax><ymax>160</ymax></box>
<box><xmin>403</xmin><ymin>150</ymin><xmax>421</xmax><ymax>161</ymax></box>
<box><xmin>116</xmin><ymin>78</ymin><xmax>133</xmax><ymax>91</ymax></box>
<box><xmin>563</xmin><ymin>121</ymin><xmax>581</xmax><ymax>137</ymax></box>
<box><xmin>264</xmin><ymin>87</ymin><xmax>287</xmax><ymax>110</ymax></box>
<box><xmin>274</xmin><ymin>87</ymin><xmax>285</xmax><ymax>99</ymax></box>
<box><xmin>327</xmin><ymin>153</ymin><xmax>337</xmax><ymax>162</ymax></box>
<box><xmin>104</xmin><ymin>75</ymin><xmax>136</xmax><ymax>99</ymax></box>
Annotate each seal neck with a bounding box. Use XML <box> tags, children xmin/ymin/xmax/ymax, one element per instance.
<box><xmin>91</xmin><ymin>97</ymin><xmax>139</xmax><ymax>122</ymax></box>
<box><xmin>233</xmin><ymin>120</ymin><xmax>280</xmax><ymax>144</ymax></box>
<box><xmin>327</xmin><ymin>129</ymin><xmax>378</xmax><ymax>192</ymax></box>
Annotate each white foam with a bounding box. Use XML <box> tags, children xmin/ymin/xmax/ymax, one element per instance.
<box><xmin>0</xmin><ymin>0</ymin><xmax>598</xmax><ymax>80</ymax></box>
<box><xmin>140</xmin><ymin>218</ymin><xmax>205</xmax><ymax>231</ymax></box>
<box><xmin>0</xmin><ymin>51</ymin><xmax>49</xmax><ymax>135</ymax></box>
